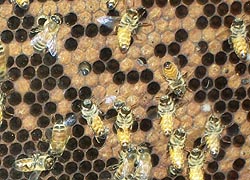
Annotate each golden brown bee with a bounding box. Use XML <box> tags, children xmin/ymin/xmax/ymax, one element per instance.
<box><xmin>81</xmin><ymin>99</ymin><xmax>109</xmax><ymax>143</ymax></box>
<box><xmin>168</xmin><ymin>128</ymin><xmax>187</xmax><ymax>177</ymax></box>
<box><xmin>0</xmin><ymin>41</ymin><xmax>8</xmax><ymax>81</ymax></box>
<box><xmin>113</xmin><ymin>144</ymin><xmax>137</xmax><ymax>180</ymax></box>
<box><xmin>188</xmin><ymin>148</ymin><xmax>205</xmax><ymax>180</ymax></box>
<box><xmin>134</xmin><ymin>145</ymin><xmax>152</xmax><ymax>180</ymax></box>
<box><xmin>202</xmin><ymin>115</ymin><xmax>223</xmax><ymax>157</ymax></box>
<box><xmin>229</xmin><ymin>17</ymin><xmax>249</xmax><ymax>60</ymax></box>
<box><xmin>158</xmin><ymin>94</ymin><xmax>176</xmax><ymax>136</ymax></box>
<box><xmin>117</xmin><ymin>128</ymin><xmax>131</xmax><ymax>148</ymax></box>
<box><xmin>9</xmin><ymin>0</ymin><xmax>29</xmax><ymax>10</ymax></box>
<box><xmin>13</xmin><ymin>152</ymin><xmax>56</xmax><ymax>180</ymax></box>
<box><xmin>30</xmin><ymin>14</ymin><xmax>62</xmax><ymax>57</ymax></box>
<box><xmin>47</xmin><ymin>114</ymin><xmax>76</xmax><ymax>157</ymax></box>
<box><xmin>162</xmin><ymin>61</ymin><xmax>187</xmax><ymax>100</ymax></box>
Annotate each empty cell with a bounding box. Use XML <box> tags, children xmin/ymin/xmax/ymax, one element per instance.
<box><xmin>51</xmin><ymin>162</ymin><xmax>64</xmax><ymax>176</ymax></box>
<box><xmin>86</xmin><ymin>148</ymin><xmax>98</xmax><ymax>160</ymax></box>
<box><xmin>215</xmin><ymin>76</ymin><xmax>227</xmax><ymax>89</ymax></box>
<box><xmin>93</xmin><ymin>159</ymin><xmax>105</xmax><ymax>172</ymax></box>
<box><xmin>210</xmin><ymin>15</ymin><xmax>222</xmax><ymax>29</ymax></box>
<box><xmin>207</xmin><ymin>161</ymin><xmax>218</xmax><ymax>173</ymax></box>
<box><xmin>227</xmin><ymin>170</ymin><xmax>239</xmax><ymax>180</ymax></box>
<box><xmin>23</xmin><ymin>141</ymin><xmax>36</xmax><ymax>154</ymax></box>
<box><xmin>224</xmin><ymin>15</ymin><xmax>234</xmax><ymax>28</ymax></box>
<box><xmin>234</xmin><ymin>87</ymin><xmax>246</xmax><ymax>100</ymax></box>
<box><xmin>197</xmin><ymin>41</ymin><xmax>208</xmax><ymax>54</ymax></box>
<box><xmin>99</xmin><ymin>24</ymin><xmax>113</xmax><ymax>36</ymax></box>
<box><xmin>146</xmin><ymin>105</ymin><xmax>158</xmax><ymax>119</ymax></box>
<box><xmin>222</xmin><ymin>40</ymin><xmax>232</xmax><ymax>52</ymax></box>
<box><xmin>141</xmin><ymin>0</ymin><xmax>154</xmax><ymax>8</ymax></box>
<box><xmin>37</xmin><ymin>115</ymin><xmax>50</xmax><ymax>128</ymax></box>
<box><xmin>44</xmin><ymin>102</ymin><xmax>57</xmax><ymax>115</ymax></box>
<box><xmin>230</xmin><ymin>1</ymin><xmax>242</xmax><ymax>15</ymax></box>
<box><xmin>8</xmin><ymin>67</ymin><xmax>21</xmax><ymax>81</ymax></box>
<box><xmin>106</xmin><ymin>59</ymin><xmax>119</xmax><ymax>73</ymax></box>
<box><xmin>0</xmin><ymin>144</ymin><xmax>8</xmax><ymax>156</ymax></box>
<box><xmin>9</xmin><ymin>117</ymin><xmax>22</xmax><ymax>131</ymax></box>
<box><xmin>0</xmin><ymin>169</ymin><xmax>8</xmax><ymax>179</ymax></box>
<box><xmin>9</xmin><ymin>169</ymin><xmax>22</xmax><ymax>180</ymax></box>
<box><xmin>195</xmin><ymin>66</ymin><xmax>206</xmax><ymax>79</ymax></box>
<box><xmin>227</xmin><ymin>100</ymin><xmax>239</xmax><ymax>112</ymax></box>
<box><xmin>51</xmin><ymin>64</ymin><xmax>63</xmax><ymax>78</ymax></box>
<box><xmin>177</xmin><ymin>54</ymin><xmax>188</xmax><ymax>68</ymax></box>
<box><xmin>37</xmin><ymin>141</ymin><xmax>49</xmax><ymax>152</ymax></box>
<box><xmin>43</xmin><ymin>52</ymin><xmax>57</xmax><ymax>66</ymax></box>
<box><xmin>73</xmin><ymin>149</ymin><xmax>84</xmax><ymax>162</ymax></box>
<box><xmin>169</xmin><ymin>0</ymin><xmax>181</xmax><ymax>6</ymax></box>
<box><xmin>22</xmin><ymin>15</ymin><xmax>35</xmax><ymax>29</ymax></box>
<box><xmin>235</xmin><ymin>63</ymin><xmax>246</xmax><ymax>75</ymax></box>
<box><xmin>140</xmin><ymin>118</ymin><xmax>152</xmax><ymax>131</ymax></box>
<box><xmin>7</xmin><ymin>56</ymin><xmax>14</xmax><ymax>68</ymax></box>
<box><xmin>226</xmin><ymin>123</ymin><xmax>240</xmax><ymax>137</ymax></box>
<box><xmin>58</xmin><ymin>174</ymin><xmax>70</xmax><ymax>180</ymax></box>
<box><xmin>215</xmin><ymin>51</ymin><xmax>227</xmax><ymax>65</ymax></box>
<box><xmin>9</xmin><ymin>143</ymin><xmax>22</xmax><ymax>155</ymax></box>
<box><xmin>15</xmin><ymin>28</ymin><xmax>27</xmax><ymax>42</ymax></box>
<box><xmin>65</xmin><ymin>162</ymin><xmax>77</xmax><ymax>174</ymax></box>
<box><xmin>79</xmin><ymin>86</ymin><xmax>92</xmax><ymax>100</ymax></box>
<box><xmin>202</xmin><ymin>52</ymin><xmax>214</xmax><ymax>66</ymax></box>
<box><xmin>44</xmin><ymin>77</ymin><xmax>56</xmax><ymax>90</ymax></box>
<box><xmin>23</xmin><ymin>66</ymin><xmax>35</xmax><ymax>79</ymax></box>
<box><xmin>71</xmin><ymin>24</ymin><xmax>84</xmax><ymax>38</ymax></box>
<box><xmin>79</xmin><ymin>161</ymin><xmax>92</xmax><ymax>173</ymax></box>
<box><xmin>196</xmin><ymin>16</ymin><xmax>208</xmax><ymax>29</ymax></box>
<box><xmin>168</xmin><ymin>42</ymin><xmax>180</xmax><ymax>56</ymax></box>
<box><xmin>214</xmin><ymin>100</ymin><xmax>226</xmax><ymax>113</ymax></box>
<box><xmin>73</xmin><ymin>173</ymin><xmax>84</xmax><ymax>180</ymax></box>
<box><xmin>86</xmin><ymin>23</ymin><xmax>98</xmax><ymax>37</ymax></box>
<box><xmin>242</xmin><ymin>99</ymin><xmax>250</xmax><ymax>111</ymax></box>
<box><xmin>208</xmin><ymin>89</ymin><xmax>219</xmax><ymax>102</ymax></box>
<box><xmin>64</xmin><ymin>87</ymin><xmax>77</xmax><ymax>101</ymax></box>
<box><xmin>99</xmin><ymin>47</ymin><xmax>112</xmax><ymax>61</ymax></box>
<box><xmin>151</xmin><ymin>153</ymin><xmax>159</xmax><ymax>167</ymax></box>
<box><xmin>113</xmin><ymin>71</ymin><xmax>126</xmax><ymax>85</ymax></box>
<box><xmin>244</xmin><ymin>1</ymin><xmax>250</xmax><ymax>14</ymax></box>
<box><xmin>3</xmin><ymin>155</ymin><xmax>15</xmax><ymax>168</ymax></box>
<box><xmin>213</xmin><ymin>172</ymin><xmax>225</xmax><ymax>180</ymax></box>
<box><xmin>127</xmin><ymin>70</ymin><xmax>139</xmax><ymax>84</ymax></box>
<box><xmin>72</xmin><ymin>99</ymin><xmax>82</xmax><ymax>113</ymax></box>
<box><xmin>37</xmin><ymin>90</ymin><xmax>49</xmax><ymax>103</ymax></box>
<box><xmin>1</xmin><ymin>30</ymin><xmax>14</xmax><ymax>43</ymax></box>
<box><xmin>140</xmin><ymin>69</ymin><xmax>153</xmax><ymax>83</ymax></box>
<box><xmin>79</xmin><ymin>136</ymin><xmax>92</xmax><ymax>149</ymax></box>
<box><xmin>37</xmin><ymin>65</ymin><xmax>49</xmax><ymax>79</ymax></box>
<box><xmin>233</xmin><ymin>158</ymin><xmax>245</xmax><ymax>171</ymax></box>
<box><xmin>194</xmin><ymin>90</ymin><xmax>206</xmax><ymax>103</ymax></box>
<box><xmin>7</xmin><ymin>16</ymin><xmax>21</xmax><ymax>30</ymax></box>
<box><xmin>233</xmin><ymin>134</ymin><xmax>245</xmax><ymax>147</ymax></box>
<box><xmin>66</xmin><ymin>138</ymin><xmax>78</xmax><ymax>151</ymax></box>
<box><xmin>93</xmin><ymin>136</ymin><xmax>106</xmax><ymax>148</ymax></box>
<box><xmin>30</xmin><ymin>53</ymin><xmax>42</xmax><ymax>66</ymax></box>
<box><xmin>154</xmin><ymin>43</ymin><xmax>167</xmax><ymax>57</ymax></box>
<box><xmin>217</xmin><ymin>2</ymin><xmax>229</xmax><ymax>16</ymax></box>
<box><xmin>93</xmin><ymin>60</ymin><xmax>105</xmax><ymax>74</ymax></box>
<box><xmin>99</xmin><ymin>171</ymin><xmax>112</xmax><ymax>180</ymax></box>
<box><xmin>64</xmin><ymin>37</ymin><xmax>78</xmax><ymax>51</ymax></box>
<box><xmin>1</xmin><ymin>80</ymin><xmax>14</xmax><ymax>93</ymax></box>
<box><xmin>58</xmin><ymin>76</ymin><xmax>71</xmax><ymax>89</ymax></box>
<box><xmin>221</xmin><ymin>112</ymin><xmax>232</xmax><ymax>125</ymax></box>
<box><xmin>229</xmin><ymin>52</ymin><xmax>240</xmax><ymax>64</ymax></box>
<box><xmin>17</xmin><ymin>129</ymin><xmax>29</xmax><ymax>142</ymax></box>
<box><xmin>72</xmin><ymin>124</ymin><xmax>84</xmax><ymax>138</ymax></box>
<box><xmin>174</xmin><ymin>176</ymin><xmax>185</xmax><ymax>180</ymax></box>
<box><xmin>220</xmin><ymin>135</ymin><xmax>231</xmax><ymax>149</ymax></box>
<box><xmin>14</xmin><ymin>5</ymin><xmax>28</xmax><ymax>17</ymax></box>
<box><xmin>147</xmin><ymin>81</ymin><xmax>160</xmax><ymax>95</ymax></box>
<box><xmin>59</xmin><ymin>150</ymin><xmax>71</xmax><ymax>163</ymax></box>
<box><xmin>8</xmin><ymin>91</ymin><xmax>21</xmax><ymax>106</ymax></box>
<box><xmin>156</xmin><ymin>0</ymin><xmax>168</xmax><ymax>7</ymax></box>
<box><xmin>64</xmin><ymin>12</ymin><xmax>77</xmax><ymax>26</ymax></box>
<box><xmin>213</xmin><ymin>149</ymin><xmax>225</xmax><ymax>161</ymax></box>
<box><xmin>175</xmin><ymin>29</ymin><xmax>188</xmax><ymax>43</ymax></box>
<box><xmin>203</xmin><ymin>4</ymin><xmax>215</xmax><ymax>17</ymax></box>
<box><xmin>107</xmin><ymin>9</ymin><xmax>120</xmax><ymax>16</ymax></box>
<box><xmin>221</xmin><ymin>88</ymin><xmax>233</xmax><ymax>101</ymax></box>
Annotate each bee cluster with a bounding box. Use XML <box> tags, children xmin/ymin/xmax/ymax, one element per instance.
<box><xmin>0</xmin><ymin>0</ymin><xmax>249</xmax><ymax>180</ymax></box>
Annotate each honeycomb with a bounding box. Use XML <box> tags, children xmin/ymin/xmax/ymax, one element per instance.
<box><xmin>0</xmin><ymin>0</ymin><xmax>249</xmax><ymax>180</ymax></box>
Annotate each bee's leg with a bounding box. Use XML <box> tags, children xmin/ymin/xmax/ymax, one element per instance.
<box><xmin>112</xmin><ymin>26</ymin><xmax>118</xmax><ymax>35</ymax></box>
<box><xmin>228</xmin><ymin>36</ymin><xmax>233</xmax><ymax>48</ymax></box>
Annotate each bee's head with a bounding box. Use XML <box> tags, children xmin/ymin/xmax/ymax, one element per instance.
<box><xmin>51</xmin><ymin>15</ymin><xmax>62</xmax><ymax>25</ymax></box>
<box><xmin>174</xmin><ymin>128</ymin><xmax>186</xmax><ymax>139</ymax></box>
<box><xmin>121</xmin><ymin>106</ymin><xmax>131</xmax><ymax>115</ymax></box>
<box><xmin>233</xmin><ymin>18</ymin><xmax>244</xmax><ymax>26</ymax></box>
<box><xmin>82</xmin><ymin>99</ymin><xmax>93</xmax><ymax>109</ymax></box>
<box><xmin>190</xmin><ymin>148</ymin><xmax>202</xmax><ymax>158</ymax></box>
<box><xmin>209</xmin><ymin>115</ymin><xmax>219</xmax><ymax>123</ymax></box>
<box><xmin>21</xmin><ymin>1</ymin><xmax>29</xmax><ymax>10</ymax></box>
<box><xmin>45</xmin><ymin>155</ymin><xmax>56</xmax><ymax>170</ymax></box>
<box><xmin>127</xmin><ymin>8</ymin><xmax>138</xmax><ymax>19</ymax></box>
<box><xmin>160</xmin><ymin>94</ymin><xmax>170</xmax><ymax>103</ymax></box>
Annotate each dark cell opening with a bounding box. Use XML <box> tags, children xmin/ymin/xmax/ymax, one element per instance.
<box><xmin>73</xmin><ymin>173</ymin><xmax>84</xmax><ymax>180</ymax></box>
<box><xmin>222</xmin><ymin>40</ymin><xmax>232</xmax><ymax>52</ymax></box>
<box><xmin>72</xmin><ymin>99</ymin><xmax>82</xmax><ymax>113</ymax></box>
<box><xmin>214</xmin><ymin>100</ymin><xmax>226</xmax><ymax>113</ymax></box>
<box><xmin>203</xmin><ymin>4</ymin><xmax>216</xmax><ymax>17</ymax></box>
<box><xmin>182</xmin><ymin>0</ymin><xmax>194</xmax><ymax>5</ymax></box>
<box><xmin>195</xmin><ymin>66</ymin><xmax>206</xmax><ymax>79</ymax></box>
<box><xmin>7</xmin><ymin>56</ymin><xmax>14</xmax><ymax>68</ymax></box>
<box><xmin>224</xmin><ymin>15</ymin><xmax>234</xmax><ymax>28</ymax></box>
<box><xmin>196</xmin><ymin>16</ymin><xmax>208</xmax><ymax>29</ymax></box>
<box><xmin>30</xmin><ymin>53</ymin><xmax>42</xmax><ymax>66</ymax></box>
<box><xmin>221</xmin><ymin>112</ymin><xmax>232</xmax><ymax>125</ymax></box>
<box><xmin>79</xmin><ymin>161</ymin><xmax>92</xmax><ymax>173</ymax></box>
<box><xmin>8</xmin><ymin>67</ymin><xmax>21</xmax><ymax>81</ymax></box>
<box><xmin>213</xmin><ymin>149</ymin><xmax>225</xmax><ymax>161</ymax></box>
<box><xmin>140</xmin><ymin>118</ymin><xmax>152</xmax><ymax>131</ymax></box>
<box><xmin>58</xmin><ymin>174</ymin><xmax>70</xmax><ymax>180</ymax></box>
<box><xmin>213</xmin><ymin>172</ymin><xmax>225</xmax><ymax>180</ymax></box>
<box><xmin>44</xmin><ymin>102</ymin><xmax>57</xmax><ymax>115</ymax></box>
<box><xmin>202</xmin><ymin>77</ymin><xmax>213</xmax><ymax>90</ymax></box>
<box><xmin>1</xmin><ymin>80</ymin><xmax>14</xmax><ymax>93</ymax></box>
<box><xmin>99</xmin><ymin>24</ymin><xmax>113</xmax><ymax>36</ymax></box>
<box><xmin>210</xmin><ymin>0</ymin><xmax>221</xmax><ymax>4</ymax></box>
<box><xmin>176</xmin><ymin>5</ymin><xmax>188</xmax><ymax>19</ymax></box>
<box><xmin>217</xmin><ymin>2</ymin><xmax>229</xmax><ymax>16</ymax></box>
<box><xmin>99</xmin><ymin>171</ymin><xmax>112</xmax><ymax>180</ymax></box>
<box><xmin>37</xmin><ymin>90</ymin><xmax>49</xmax><ymax>103</ymax></box>
<box><xmin>234</xmin><ymin>87</ymin><xmax>246</xmax><ymax>100</ymax></box>
<box><xmin>140</xmin><ymin>69</ymin><xmax>153</xmax><ymax>83</ymax></box>
<box><xmin>106</xmin><ymin>157</ymin><xmax>119</xmax><ymax>167</ymax></box>
<box><xmin>44</xmin><ymin>77</ymin><xmax>56</xmax><ymax>91</ymax></box>
<box><xmin>1</xmin><ymin>30</ymin><xmax>14</xmax><ymax>43</ymax></box>
<box><xmin>221</xmin><ymin>88</ymin><xmax>233</xmax><ymax>101</ymax></box>
<box><xmin>233</xmin><ymin>158</ymin><xmax>245</xmax><ymax>171</ymax></box>
<box><xmin>51</xmin><ymin>64</ymin><xmax>64</xmax><ymax>78</ymax></box>
<box><xmin>23</xmin><ymin>66</ymin><xmax>35</xmax><ymax>79</ymax></box>
<box><xmin>43</xmin><ymin>52</ymin><xmax>57</xmax><ymax>66</ymax></box>
<box><xmin>197</xmin><ymin>41</ymin><xmax>208</xmax><ymax>54</ymax></box>
<box><xmin>226</xmin><ymin>123</ymin><xmax>240</xmax><ymax>137</ymax></box>
<box><xmin>242</xmin><ymin>99</ymin><xmax>250</xmax><ymax>111</ymax></box>
<box><xmin>248</xmin><ymin>111</ymin><xmax>250</xmax><ymax>122</ymax></box>
<box><xmin>3</xmin><ymin>155</ymin><xmax>15</xmax><ymax>168</ymax></box>
<box><xmin>215</xmin><ymin>76</ymin><xmax>227</xmax><ymax>89</ymax></box>
<box><xmin>22</xmin><ymin>15</ymin><xmax>35</xmax><ymax>29</ymax></box>
<box><xmin>147</xmin><ymin>105</ymin><xmax>158</xmax><ymax>119</ymax></box>
<box><xmin>79</xmin><ymin>86</ymin><xmax>92</xmax><ymax>100</ymax></box>
<box><xmin>233</xmin><ymin>134</ymin><xmax>245</xmax><ymax>147</ymax></box>
<box><xmin>99</xmin><ymin>47</ymin><xmax>112</xmax><ymax>61</ymax></box>
<box><xmin>105</xmin><ymin>108</ymin><xmax>118</xmax><ymax>119</ymax></box>
<box><xmin>208</xmin><ymin>88</ymin><xmax>219</xmax><ymax>102</ymax></box>
<box><xmin>37</xmin><ymin>65</ymin><xmax>49</xmax><ymax>79</ymax></box>
<box><xmin>210</xmin><ymin>15</ymin><xmax>222</xmax><ymax>29</ymax></box>
<box><xmin>66</xmin><ymin>138</ymin><xmax>78</xmax><ymax>151</ymax></box>
<box><xmin>93</xmin><ymin>60</ymin><xmax>105</xmax><ymax>74</ymax></box>
<box><xmin>65</xmin><ymin>162</ymin><xmax>77</xmax><ymax>174</ymax></box>
<box><xmin>73</xmin><ymin>149</ymin><xmax>84</xmax><ymax>162</ymax></box>
<box><xmin>79</xmin><ymin>136</ymin><xmax>92</xmax><ymax>149</ymax></box>
<box><xmin>86</xmin><ymin>172</ymin><xmax>98</xmax><ymax>180</ymax></box>
<box><xmin>17</xmin><ymin>129</ymin><xmax>29</xmax><ymax>142</ymax></box>
<box><xmin>8</xmin><ymin>91</ymin><xmax>21</xmax><ymax>106</ymax></box>
<box><xmin>9</xmin><ymin>169</ymin><xmax>22</xmax><ymax>180</ymax></box>
<box><xmin>175</xmin><ymin>29</ymin><xmax>188</xmax><ymax>43</ymax></box>
<box><xmin>23</xmin><ymin>141</ymin><xmax>36</xmax><ymax>154</ymax></box>
<box><xmin>72</xmin><ymin>124</ymin><xmax>84</xmax><ymax>138</ymax></box>
<box><xmin>93</xmin><ymin>159</ymin><xmax>105</xmax><ymax>172</ymax></box>
<box><xmin>156</xmin><ymin>0</ymin><xmax>168</xmax><ymax>7</ymax></box>
<box><xmin>58</xmin><ymin>76</ymin><xmax>71</xmax><ymax>89</ymax></box>
<box><xmin>154</xmin><ymin>43</ymin><xmax>167</xmax><ymax>57</ymax></box>
<box><xmin>227</xmin><ymin>100</ymin><xmax>239</xmax><ymax>112</ymax></box>
<box><xmin>30</xmin><ymin>129</ymin><xmax>42</xmax><ymax>142</ymax></box>
<box><xmin>71</xmin><ymin>24</ymin><xmax>84</xmax><ymax>38</ymax></box>
<box><xmin>113</xmin><ymin>71</ymin><xmax>126</xmax><ymax>85</ymax></box>
<box><xmin>227</xmin><ymin>170</ymin><xmax>239</xmax><ymax>180</ymax></box>
<box><xmin>13</xmin><ymin>5</ymin><xmax>28</xmax><ymax>17</ymax></box>
<box><xmin>107</xmin><ymin>9</ymin><xmax>120</xmax><ymax>16</ymax></box>
<box><xmin>58</xmin><ymin>150</ymin><xmax>71</xmax><ymax>163</ymax></box>
<box><xmin>51</xmin><ymin>162</ymin><xmax>64</xmax><ymax>176</ymax></box>
<box><xmin>93</xmin><ymin>136</ymin><xmax>106</xmax><ymax>148</ymax></box>
<box><xmin>151</xmin><ymin>154</ymin><xmax>159</xmax><ymax>167</ymax></box>
<box><xmin>30</xmin><ymin>78</ymin><xmax>42</xmax><ymax>91</ymax></box>
<box><xmin>169</xmin><ymin>0</ymin><xmax>181</xmax><ymax>6</ymax></box>
<box><xmin>229</xmin><ymin>52</ymin><xmax>240</xmax><ymax>64</ymax></box>
<box><xmin>207</xmin><ymin>161</ymin><xmax>218</xmax><ymax>173</ymax></box>
<box><xmin>64</xmin><ymin>87</ymin><xmax>77</xmax><ymax>101</ymax></box>
<box><xmin>0</xmin><ymin>169</ymin><xmax>8</xmax><ymax>179</ymax></box>
<box><xmin>147</xmin><ymin>81</ymin><xmax>160</xmax><ymax>95</ymax></box>
<box><xmin>235</xmin><ymin>63</ymin><xmax>246</xmax><ymax>75</ymax></box>
<box><xmin>220</xmin><ymin>135</ymin><xmax>231</xmax><ymax>149</ymax></box>
<box><xmin>106</xmin><ymin>59</ymin><xmax>119</xmax><ymax>73</ymax></box>
<box><xmin>9</xmin><ymin>117</ymin><xmax>22</xmax><ymax>131</ymax></box>
<box><xmin>64</xmin><ymin>38</ymin><xmax>78</xmax><ymax>51</ymax></box>
<box><xmin>86</xmin><ymin>23</ymin><xmax>98</xmax><ymax>37</ymax></box>
<box><xmin>230</xmin><ymin>1</ymin><xmax>242</xmax><ymax>15</ymax></box>
<box><xmin>177</xmin><ymin>54</ymin><xmax>188</xmax><ymax>68</ymax></box>
<box><xmin>7</xmin><ymin>16</ymin><xmax>21</xmax><ymax>30</ymax></box>
<box><xmin>202</xmin><ymin>53</ymin><xmax>214</xmax><ymax>66</ymax></box>
<box><xmin>215</xmin><ymin>51</ymin><xmax>227</xmax><ymax>65</ymax></box>
<box><xmin>188</xmin><ymin>78</ymin><xmax>200</xmax><ymax>91</ymax></box>
<box><xmin>64</xmin><ymin>12</ymin><xmax>77</xmax><ymax>26</ymax></box>
<box><xmin>15</xmin><ymin>28</ymin><xmax>27</xmax><ymax>42</ymax></box>
<box><xmin>194</xmin><ymin>90</ymin><xmax>206</xmax><ymax>103</ymax></box>
<box><xmin>141</xmin><ymin>0</ymin><xmax>154</xmax><ymax>8</ymax></box>
<box><xmin>244</xmin><ymin>1</ymin><xmax>250</xmax><ymax>14</ymax></box>
<box><xmin>0</xmin><ymin>144</ymin><xmax>8</xmax><ymax>156</ymax></box>
<box><xmin>174</xmin><ymin>176</ymin><xmax>185</xmax><ymax>180</ymax></box>
<box><xmin>168</xmin><ymin>42</ymin><xmax>180</xmax><ymax>56</ymax></box>
<box><xmin>127</xmin><ymin>70</ymin><xmax>139</xmax><ymax>84</ymax></box>
<box><xmin>86</xmin><ymin>148</ymin><xmax>99</xmax><ymax>160</ymax></box>
<box><xmin>30</xmin><ymin>103</ymin><xmax>42</xmax><ymax>116</ymax></box>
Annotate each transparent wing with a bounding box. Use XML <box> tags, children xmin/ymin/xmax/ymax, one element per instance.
<box><xmin>46</xmin><ymin>35</ymin><xmax>57</xmax><ymax>57</ymax></box>
<box><xmin>30</xmin><ymin>26</ymin><xmax>44</xmax><ymax>36</ymax></box>
<box><xmin>64</xmin><ymin>114</ymin><xmax>77</xmax><ymax>127</ymax></box>
<box><xmin>97</xmin><ymin>16</ymin><xmax>118</xmax><ymax>29</ymax></box>
<box><xmin>29</xmin><ymin>171</ymin><xmax>42</xmax><ymax>180</ymax></box>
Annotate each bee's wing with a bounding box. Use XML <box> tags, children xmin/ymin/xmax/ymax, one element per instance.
<box><xmin>30</xmin><ymin>26</ymin><xmax>44</xmax><ymax>36</ymax></box>
<box><xmin>29</xmin><ymin>171</ymin><xmax>42</xmax><ymax>180</ymax></box>
<box><xmin>97</xmin><ymin>16</ymin><xmax>119</xmax><ymax>29</ymax></box>
<box><xmin>46</xmin><ymin>35</ymin><xmax>57</xmax><ymax>57</ymax></box>
<box><xmin>64</xmin><ymin>114</ymin><xmax>77</xmax><ymax>127</ymax></box>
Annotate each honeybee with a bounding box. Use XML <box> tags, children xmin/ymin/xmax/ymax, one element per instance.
<box><xmin>117</xmin><ymin>128</ymin><xmax>131</xmax><ymax>148</ymax></box>
<box><xmin>229</xmin><ymin>17</ymin><xmax>249</xmax><ymax>60</ymax></box>
<box><xmin>112</xmin><ymin>144</ymin><xmax>137</xmax><ymax>180</ymax></box>
<box><xmin>0</xmin><ymin>41</ymin><xmax>8</xmax><ymax>81</ymax></box>
<box><xmin>105</xmin><ymin>0</ymin><xmax>119</xmax><ymax>10</ymax></box>
<box><xmin>13</xmin><ymin>152</ymin><xmax>56</xmax><ymax>180</ymax></box>
<box><xmin>187</xmin><ymin>148</ymin><xmax>205</xmax><ymax>180</ymax></box>
<box><xmin>30</xmin><ymin>14</ymin><xmax>62</xmax><ymax>57</ymax></box>
<box><xmin>158</xmin><ymin>94</ymin><xmax>176</xmax><ymax>136</ymax></box>
<box><xmin>167</xmin><ymin>128</ymin><xmax>187</xmax><ymax>177</ymax></box>
<box><xmin>0</xmin><ymin>91</ymin><xmax>6</xmax><ymax>127</ymax></box>
<box><xmin>97</xmin><ymin>7</ymin><xmax>148</xmax><ymax>53</ymax></box>
<box><xmin>9</xmin><ymin>0</ymin><xmax>29</xmax><ymax>10</ymax></box>
<box><xmin>134</xmin><ymin>144</ymin><xmax>152</xmax><ymax>180</ymax></box>
<box><xmin>202</xmin><ymin>115</ymin><xmax>223</xmax><ymax>157</ymax></box>
<box><xmin>241</xmin><ymin>78</ymin><xmax>250</xmax><ymax>85</ymax></box>
<box><xmin>162</xmin><ymin>61</ymin><xmax>187</xmax><ymax>100</ymax></box>
<box><xmin>81</xmin><ymin>99</ymin><xmax>109</xmax><ymax>143</ymax></box>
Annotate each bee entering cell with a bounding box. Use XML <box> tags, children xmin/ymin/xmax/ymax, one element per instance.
<box><xmin>78</xmin><ymin>61</ymin><xmax>92</xmax><ymax>76</ymax></box>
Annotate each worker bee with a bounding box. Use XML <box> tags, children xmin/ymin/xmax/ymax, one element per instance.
<box><xmin>9</xmin><ymin>0</ymin><xmax>29</xmax><ymax>10</ymax></box>
<box><xmin>30</xmin><ymin>14</ymin><xmax>62</xmax><ymax>57</ymax></box>
<box><xmin>134</xmin><ymin>144</ymin><xmax>152</xmax><ymax>180</ymax></box>
<box><xmin>47</xmin><ymin>114</ymin><xmax>76</xmax><ymax>157</ymax></box>
<box><xmin>229</xmin><ymin>17</ymin><xmax>249</xmax><ymax>60</ymax></box>
<box><xmin>105</xmin><ymin>0</ymin><xmax>119</xmax><ymax>10</ymax></box>
<box><xmin>13</xmin><ymin>152</ymin><xmax>56</xmax><ymax>180</ymax></box>
<box><xmin>81</xmin><ymin>99</ymin><xmax>109</xmax><ymax>143</ymax></box>
<box><xmin>162</xmin><ymin>61</ymin><xmax>187</xmax><ymax>100</ymax></box>
<box><xmin>187</xmin><ymin>148</ymin><xmax>205</xmax><ymax>180</ymax></box>
<box><xmin>158</xmin><ymin>93</ymin><xmax>176</xmax><ymax>136</ymax></box>
<box><xmin>0</xmin><ymin>91</ymin><xmax>6</xmax><ymax>127</ymax></box>
<box><xmin>202</xmin><ymin>115</ymin><xmax>223</xmax><ymax>157</ymax></box>
<box><xmin>97</xmin><ymin>7</ymin><xmax>148</xmax><ymax>53</ymax></box>
<box><xmin>0</xmin><ymin>41</ymin><xmax>8</xmax><ymax>82</ymax></box>
<box><xmin>167</xmin><ymin>128</ymin><xmax>187</xmax><ymax>177</ymax></box>
<box><xmin>112</xmin><ymin>144</ymin><xmax>137</xmax><ymax>180</ymax></box>
<box><xmin>117</xmin><ymin>128</ymin><xmax>131</xmax><ymax>148</ymax></box>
